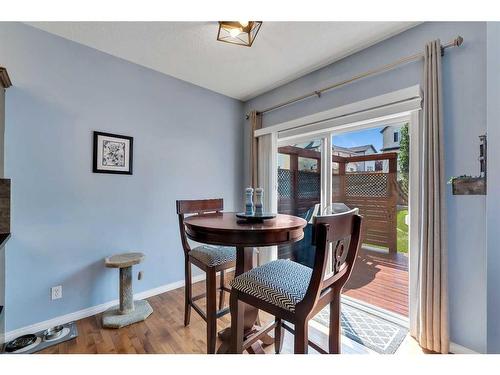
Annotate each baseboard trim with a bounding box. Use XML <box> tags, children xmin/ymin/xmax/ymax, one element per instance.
<box><xmin>2</xmin><ymin>273</ymin><xmax>206</xmax><ymax>344</ymax></box>
<box><xmin>449</xmin><ymin>342</ymin><xmax>480</xmax><ymax>354</ymax></box>
<box><xmin>3</xmin><ymin>273</ymin><xmax>481</xmax><ymax>355</ymax></box>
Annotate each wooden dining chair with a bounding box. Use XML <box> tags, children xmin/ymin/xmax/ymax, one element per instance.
<box><xmin>176</xmin><ymin>199</ymin><xmax>236</xmax><ymax>354</ymax></box>
<box><xmin>228</xmin><ymin>209</ymin><xmax>363</xmax><ymax>354</ymax></box>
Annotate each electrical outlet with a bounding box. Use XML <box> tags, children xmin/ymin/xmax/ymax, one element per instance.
<box><xmin>51</xmin><ymin>285</ymin><xmax>62</xmax><ymax>300</ymax></box>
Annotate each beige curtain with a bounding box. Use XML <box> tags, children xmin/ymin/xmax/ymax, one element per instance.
<box><xmin>249</xmin><ymin>110</ymin><xmax>262</xmax><ymax>188</ymax></box>
<box><xmin>416</xmin><ymin>39</ymin><xmax>449</xmax><ymax>354</ymax></box>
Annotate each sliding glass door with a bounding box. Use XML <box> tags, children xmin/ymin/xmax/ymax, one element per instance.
<box><xmin>275</xmin><ymin>122</ymin><xmax>410</xmax><ymax>320</ymax></box>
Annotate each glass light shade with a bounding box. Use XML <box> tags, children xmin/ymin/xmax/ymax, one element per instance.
<box><xmin>217</xmin><ymin>21</ymin><xmax>263</xmax><ymax>47</ymax></box>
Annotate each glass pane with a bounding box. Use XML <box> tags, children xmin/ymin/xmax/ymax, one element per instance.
<box><xmin>298</xmin><ymin>157</ymin><xmax>318</xmax><ymax>172</ymax></box>
<box><xmin>278</xmin><ymin>153</ymin><xmax>290</xmax><ymax>170</ymax></box>
<box><xmin>331</xmin><ymin>124</ymin><xmax>409</xmax><ymax>318</ymax></box>
<box><xmin>277</xmin><ymin>140</ymin><xmax>323</xmax><ymax>267</ymax></box>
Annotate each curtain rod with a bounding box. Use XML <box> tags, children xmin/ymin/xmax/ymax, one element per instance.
<box><xmin>246</xmin><ymin>36</ymin><xmax>463</xmax><ymax>119</ymax></box>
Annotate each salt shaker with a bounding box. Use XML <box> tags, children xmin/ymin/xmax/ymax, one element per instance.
<box><xmin>245</xmin><ymin>187</ymin><xmax>254</xmax><ymax>216</ymax></box>
<box><xmin>255</xmin><ymin>188</ymin><xmax>264</xmax><ymax>216</ymax></box>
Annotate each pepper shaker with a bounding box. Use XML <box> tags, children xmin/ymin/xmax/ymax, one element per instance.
<box><xmin>245</xmin><ymin>187</ymin><xmax>254</xmax><ymax>216</ymax></box>
<box><xmin>255</xmin><ymin>188</ymin><xmax>264</xmax><ymax>216</ymax></box>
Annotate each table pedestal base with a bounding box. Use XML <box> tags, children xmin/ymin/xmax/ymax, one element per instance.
<box><xmin>216</xmin><ymin>322</ymin><xmax>274</xmax><ymax>354</ymax></box>
<box><xmin>216</xmin><ymin>246</ymin><xmax>276</xmax><ymax>354</ymax></box>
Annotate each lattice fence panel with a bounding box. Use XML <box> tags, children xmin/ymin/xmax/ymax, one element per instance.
<box><xmin>278</xmin><ymin>168</ymin><xmax>293</xmax><ymax>198</ymax></box>
<box><xmin>297</xmin><ymin>171</ymin><xmax>320</xmax><ymax>199</ymax></box>
<box><xmin>345</xmin><ymin>173</ymin><xmax>389</xmax><ymax>197</ymax></box>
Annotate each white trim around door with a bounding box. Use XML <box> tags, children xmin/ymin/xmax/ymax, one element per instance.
<box><xmin>257</xmin><ymin>132</ymin><xmax>278</xmax><ymax>264</ymax></box>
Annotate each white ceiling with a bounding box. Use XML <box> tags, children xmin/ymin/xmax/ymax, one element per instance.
<box><xmin>27</xmin><ymin>22</ymin><xmax>418</xmax><ymax>101</ymax></box>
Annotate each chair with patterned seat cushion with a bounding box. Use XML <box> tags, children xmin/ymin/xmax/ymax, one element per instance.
<box><xmin>229</xmin><ymin>209</ymin><xmax>363</xmax><ymax>354</ymax></box>
<box><xmin>189</xmin><ymin>245</ymin><xmax>236</xmax><ymax>267</ymax></box>
<box><xmin>176</xmin><ymin>199</ymin><xmax>236</xmax><ymax>354</ymax></box>
<box><xmin>230</xmin><ymin>259</ymin><xmax>312</xmax><ymax>312</ymax></box>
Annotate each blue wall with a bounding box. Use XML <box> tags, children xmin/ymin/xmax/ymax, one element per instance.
<box><xmin>244</xmin><ymin>22</ymin><xmax>488</xmax><ymax>352</ymax></box>
<box><xmin>487</xmin><ymin>22</ymin><xmax>500</xmax><ymax>354</ymax></box>
<box><xmin>1</xmin><ymin>23</ymin><xmax>243</xmax><ymax>331</ymax></box>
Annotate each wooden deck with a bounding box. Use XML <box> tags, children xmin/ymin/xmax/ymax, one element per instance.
<box><xmin>343</xmin><ymin>246</ymin><xmax>409</xmax><ymax>317</ymax></box>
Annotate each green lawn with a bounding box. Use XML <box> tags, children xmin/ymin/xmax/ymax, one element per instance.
<box><xmin>397</xmin><ymin>209</ymin><xmax>409</xmax><ymax>253</ymax></box>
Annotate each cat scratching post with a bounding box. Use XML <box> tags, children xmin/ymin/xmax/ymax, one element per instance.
<box><xmin>102</xmin><ymin>252</ymin><xmax>153</xmax><ymax>328</ymax></box>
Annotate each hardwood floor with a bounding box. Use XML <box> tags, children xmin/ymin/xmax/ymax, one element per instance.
<box><xmin>343</xmin><ymin>246</ymin><xmax>408</xmax><ymax>317</ymax></box>
<box><xmin>38</xmin><ymin>273</ymin><xmax>420</xmax><ymax>354</ymax></box>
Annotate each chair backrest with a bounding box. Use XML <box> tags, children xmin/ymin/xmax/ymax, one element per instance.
<box><xmin>297</xmin><ymin>209</ymin><xmax>363</xmax><ymax>314</ymax></box>
<box><xmin>176</xmin><ymin>199</ymin><xmax>224</xmax><ymax>255</ymax></box>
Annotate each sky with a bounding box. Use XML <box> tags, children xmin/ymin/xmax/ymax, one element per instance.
<box><xmin>332</xmin><ymin>127</ymin><xmax>383</xmax><ymax>152</ymax></box>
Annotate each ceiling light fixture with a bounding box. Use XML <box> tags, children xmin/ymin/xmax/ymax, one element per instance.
<box><xmin>217</xmin><ymin>21</ymin><xmax>262</xmax><ymax>47</ymax></box>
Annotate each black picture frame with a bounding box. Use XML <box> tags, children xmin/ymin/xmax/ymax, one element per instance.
<box><xmin>92</xmin><ymin>131</ymin><xmax>134</xmax><ymax>175</ymax></box>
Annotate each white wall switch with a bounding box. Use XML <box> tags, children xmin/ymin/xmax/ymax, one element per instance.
<box><xmin>51</xmin><ymin>285</ymin><xmax>62</xmax><ymax>300</ymax></box>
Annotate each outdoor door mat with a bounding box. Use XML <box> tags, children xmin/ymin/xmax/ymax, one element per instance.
<box><xmin>313</xmin><ymin>303</ymin><xmax>408</xmax><ymax>354</ymax></box>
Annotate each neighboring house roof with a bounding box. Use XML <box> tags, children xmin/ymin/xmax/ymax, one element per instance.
<box><xmin>332</xmin><ymin>145</ymin><xmax>358</xmax><ymax>154</ymax></box>
<box><xmin>303</xmin><ymin>141</ymin><xmax>321</xmax><ymax>150</ymax></box>
<box><xmin>380</xmin><ymin>146</ymin><xmax>401</xmax><ymax>151</ymax></box>
<box><xmin>380</xmin><ymin>124</ymin><xmax>406</xmax><ymax>133</ymax></box>
<box><xmin>347</xmin><ymin>144</ymin><xmax>378</xmax><ymax>154</ymax></box>
<box><xmin>300</xmin><ymin>142</ymin><xmax>378</xmax><ymax>155</ymax></box>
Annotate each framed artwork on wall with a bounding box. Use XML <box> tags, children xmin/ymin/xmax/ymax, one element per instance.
<box><xmin>93</xmin><ymin>131</ymin><xmax>133</xmax><ymax>175</ymax></box>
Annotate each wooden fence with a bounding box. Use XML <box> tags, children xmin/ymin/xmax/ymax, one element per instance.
<box><xmin>277</xmin><ymin>146</ymin><xmax>322</xmax><ymax>217</ymax></box>
<box><xmin>277</xmin><ymin>146</ymin><xmax>399</xmax><ymax>253</ymax></box>
<box><xmin>278</xmin><ymin>168</ymin><xmax>320</xmax><ymax>216</ymax></box>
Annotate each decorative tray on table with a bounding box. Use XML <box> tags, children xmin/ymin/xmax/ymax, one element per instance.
<box><xmin>236</xmin><ymin>212</ymin><xmax>277</xmax><ymax>223</ymax></box>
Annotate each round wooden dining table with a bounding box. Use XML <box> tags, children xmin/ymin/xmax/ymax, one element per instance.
<box><xmin>184</xmin><ymin>212</ymin><xmax>307</xmax><ymax>354</ymax></box>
